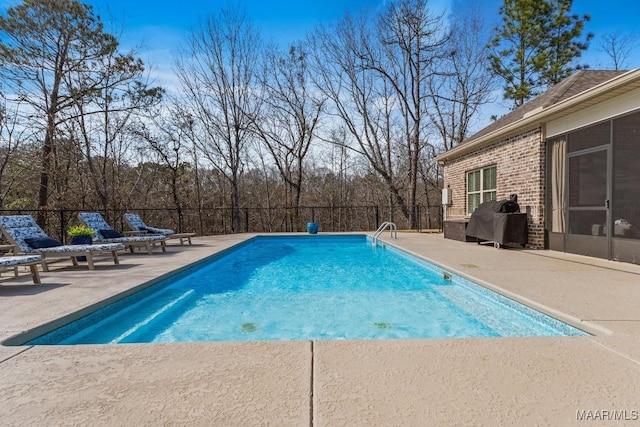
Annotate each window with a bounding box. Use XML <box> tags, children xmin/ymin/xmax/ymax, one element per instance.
<box><xmin>467</xmin><ymin>165</ymin><xmax>496</xmax><ymax>214</ymax></box>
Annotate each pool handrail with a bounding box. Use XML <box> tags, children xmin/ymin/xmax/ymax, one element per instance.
<box><xmin>372</xmin><ymin>222</ymin><xmax>397</xmax><ymax>245</ymax></box>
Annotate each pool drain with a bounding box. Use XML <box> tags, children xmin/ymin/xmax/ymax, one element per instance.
<box><xmin>374</xmin><ymin>322</ymin><xmax>393</xmax><ymax>330</ymax></box>
<box><xmin>240</xmin><ymin>323</ymin><xmax>258</xmax><ymax>332</ymax></box>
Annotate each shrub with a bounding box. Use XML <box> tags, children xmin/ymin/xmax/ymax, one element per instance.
<box><xmin>68</xmin><ymin>225</ymin><xmax>94</xmax><ymax>237</ymax></box>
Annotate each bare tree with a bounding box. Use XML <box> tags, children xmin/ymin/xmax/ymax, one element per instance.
<box><xmin>244</xmin><ymin>143</ymin><xmax>279</xmax><ymax>231</ymax></box>
<box><xmin>0</xmin><ymin>97</ymin><xmax>37</xmax><ymax>208</ymax></box>
<box><xmin>428</xmin><ymin>7</ymin><xmax>496</xmax><ymax>152</ymax></box>
<box><xmin>251</xmin><ymin>42</ymin><xmax>325</xmax><ymax>230</ymax></box>
<box><xmin>311</xmin><ymin>0</ymin><xmax>448</xmax><ymax>228</ymax></box>
<box><xmin>375</xmin><ymin>0</ymin><xmax>449</xmax><ymax>228</ymax></box>
<box><xmin>64</xmin><ymin>48</ymin><xmax>163</xmax><ymax>212</ymax></box>
<box><xmin>418</xmin><ymin>5</ymin><xmax>497</xmax><ymax>227</ymax></box>
<box><xmin>0</xmin><ymin>0</ymin><xmax>149</xmax><ymax>221</ymax></box>
<box><xmin>324</xmin><ymin>126</ymin><xmax>352</xmax><ymax>207</ymax></box>
<box><xmin>311</xmin><ymin>14</ymin><xmax>407</xmax><ymax>224</ymax></box>
<box><xmin>599</xmin><ymin>32</ymin><xmax>639</xmax><ymax>71</ymax></box>
<box><xmin>175</xmin><ymin>6</ymin><xmax>261</xmax><ymax>232</ymax></box>
<box><xmin>131</xmin><ymin>103</ymin><xmax>192</xmax><ymax>231</ymax></box>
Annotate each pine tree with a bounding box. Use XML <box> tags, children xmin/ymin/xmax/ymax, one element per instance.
<box><xmin>0</xmin><ymin>0</ymin><xmax>150</xmax><ymax>215</ymax></box>
<box><xmin>488</xmin><ymin>0</ymin><xmax>592</xmax><ymax>107</ymax></box>
<box><xmin>539</xmin><ymin>0</ymin><xmax>593</xmax><ymax>86</ymax></box>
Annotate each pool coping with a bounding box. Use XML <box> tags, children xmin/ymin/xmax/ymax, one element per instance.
<box><xmin>379</xmin><ymin>238</ymin><xmax>613</xmax><ymax>338</ymax></box>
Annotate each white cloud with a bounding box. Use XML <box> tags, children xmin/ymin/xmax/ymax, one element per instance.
<box><xmin>118</xmin><ymin>24</ymin><xmax>188</xmax><ymax>94</ymax></box>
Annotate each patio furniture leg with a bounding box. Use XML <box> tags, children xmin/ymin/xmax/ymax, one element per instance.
<box><xmin>41</xmin><ymin>257</ymin><xmax>49</xmax><ymax>272</ymax></box>
<box><xmin>86</xmin><ymin>253</ymin><xmax>95</xmax><ymax>270</ymax></box>
<box><xmin>29</xmin><ymin>264</ymin><xmax>41</xmax><ymax>284</ymax></box>
<box><xmin>112</xmin><ymin>250</ymin><xmax>120</xmax><ymax>265</ymax></box>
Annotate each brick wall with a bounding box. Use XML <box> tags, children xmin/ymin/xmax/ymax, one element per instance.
<box><xmin>442</xmin><ymin>127</ymin><xmax>546</xmax><ymax>249</ymax></box>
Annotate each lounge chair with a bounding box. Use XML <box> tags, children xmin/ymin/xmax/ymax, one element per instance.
<box><xmin>0</xmin><ymin>255</ymin><xmax>43</xmax><ymax>284</ymax></box>
<box><xmin>123</xmin><ymin>213</ymin><xmax>195</xmax><ymax>245</ymax></box>
<box><xmin>0</xmin><ymin>215</ymin><xmax>123</xmax><ymax>271</ymax></box>
<box><xmin>78</xmin><ymin>212</ymin><xmax>167</xmax><ymax>255</ymax></box>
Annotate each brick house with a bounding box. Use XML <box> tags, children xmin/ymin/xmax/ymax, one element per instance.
<box><xmin>437</xmin><ymin>69</ymin><xmax>640</xmax><ymax>264</ymax></box>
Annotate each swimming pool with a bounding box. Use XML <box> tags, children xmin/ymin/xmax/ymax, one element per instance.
<box><xmin>25</xmin><ymin>235</ymin><xmax>586</xmax><ymax>344</ymax></box>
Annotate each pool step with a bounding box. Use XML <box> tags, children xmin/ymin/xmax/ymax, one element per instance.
<box><xmin>58</xmin><ymin>287</ymin><xmax>197</xmax><ymax>344</ymax></box>
<box><xmin>111</xmin><ymin>290</ymin><xmax>196</xmax><ymax>343</ymax></box>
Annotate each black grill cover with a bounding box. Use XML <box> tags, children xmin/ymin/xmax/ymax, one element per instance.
<box><xmin>466</xmin><ymin>199</ymin><xmax>528</xmax><ymax>246</ymax></box>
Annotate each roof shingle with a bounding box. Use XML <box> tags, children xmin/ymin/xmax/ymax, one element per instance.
<box><xmin>462</xmin><ymin>70</ymin><xmax>628</xmax><ymax>144</ymax></box>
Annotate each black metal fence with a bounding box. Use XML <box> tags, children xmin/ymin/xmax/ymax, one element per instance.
<box><xmin>0</xmin><ymin>205</ymin><xmax>442</xmax><ymax>244</ymax></box>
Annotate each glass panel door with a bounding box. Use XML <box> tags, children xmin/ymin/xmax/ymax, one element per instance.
<box><xmin>565</xmin><ymin>147</ymin><xmax>610</xmax><ymax>259</ymax></box>
<box><xmin>611</xmin><ymin>111</ymin><xmax>640</xmax><ymax>262</ymax></box>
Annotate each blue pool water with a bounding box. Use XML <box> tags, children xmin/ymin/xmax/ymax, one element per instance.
<box><xmin>27</xmin><ymin>235</ymin><xmax>585</xmax><ymax>344</ymax></box>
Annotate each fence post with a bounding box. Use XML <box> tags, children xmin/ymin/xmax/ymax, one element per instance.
<box><xmin>245</xmin><ymin>208</ymin><xmax>249</xmax><ymax>232</ymax></box>
<box><xmin>59</xmin><ymin>210</ymin><xmax>65</xmax><ymax>243</ymax></box>
<box><xmin>375</xmin><ymin>205</ymin><xmax>379</xmax><ymax>229</ymax></box>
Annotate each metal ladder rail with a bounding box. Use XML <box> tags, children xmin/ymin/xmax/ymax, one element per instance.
<box><xmin>372</xmin><ymin>221</ymin><xmax>397</xmax><ymax>245</ymax></box>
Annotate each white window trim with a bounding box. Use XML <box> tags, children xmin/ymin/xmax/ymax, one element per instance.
<box><xmin>466</xmin><ymin>165</ymin><xmax>497</xmax><ymax>215</ymax></box>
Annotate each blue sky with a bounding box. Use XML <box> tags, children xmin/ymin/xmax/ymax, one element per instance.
<box><xmin>73</xmin><ymin>0</ymin><xmax>639</xmax><ymax>92</ymax></box>
<box><xmin>87</xmin><ymin>0</ymin><xmax>399</xmax><ymax>50</ymax></box>
<box><xmin>76</xmin><ymin>0</ymin><xmax>640</xmax><ymax>59</ymax></box>
<box><xmin>2</xmin><ymin>0</ymin><xmax>636</xmax><ymax>82</ymax></box>
<box><xmin>2</xmin><ymin>0</ymin><xmax>638</xmax><ymax>128</ymax></box>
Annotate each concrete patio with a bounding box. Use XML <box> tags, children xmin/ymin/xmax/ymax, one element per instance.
<box><xmin>1</xmin><ymin>233</ymin><xmax>639</xmax><ymax>426</ymax></box>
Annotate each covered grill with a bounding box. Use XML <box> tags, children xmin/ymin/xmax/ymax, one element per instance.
<box><xmin>465</xmin><ymin>195</ymin><xmax>528</xmax><ymax>248</ymax></box>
